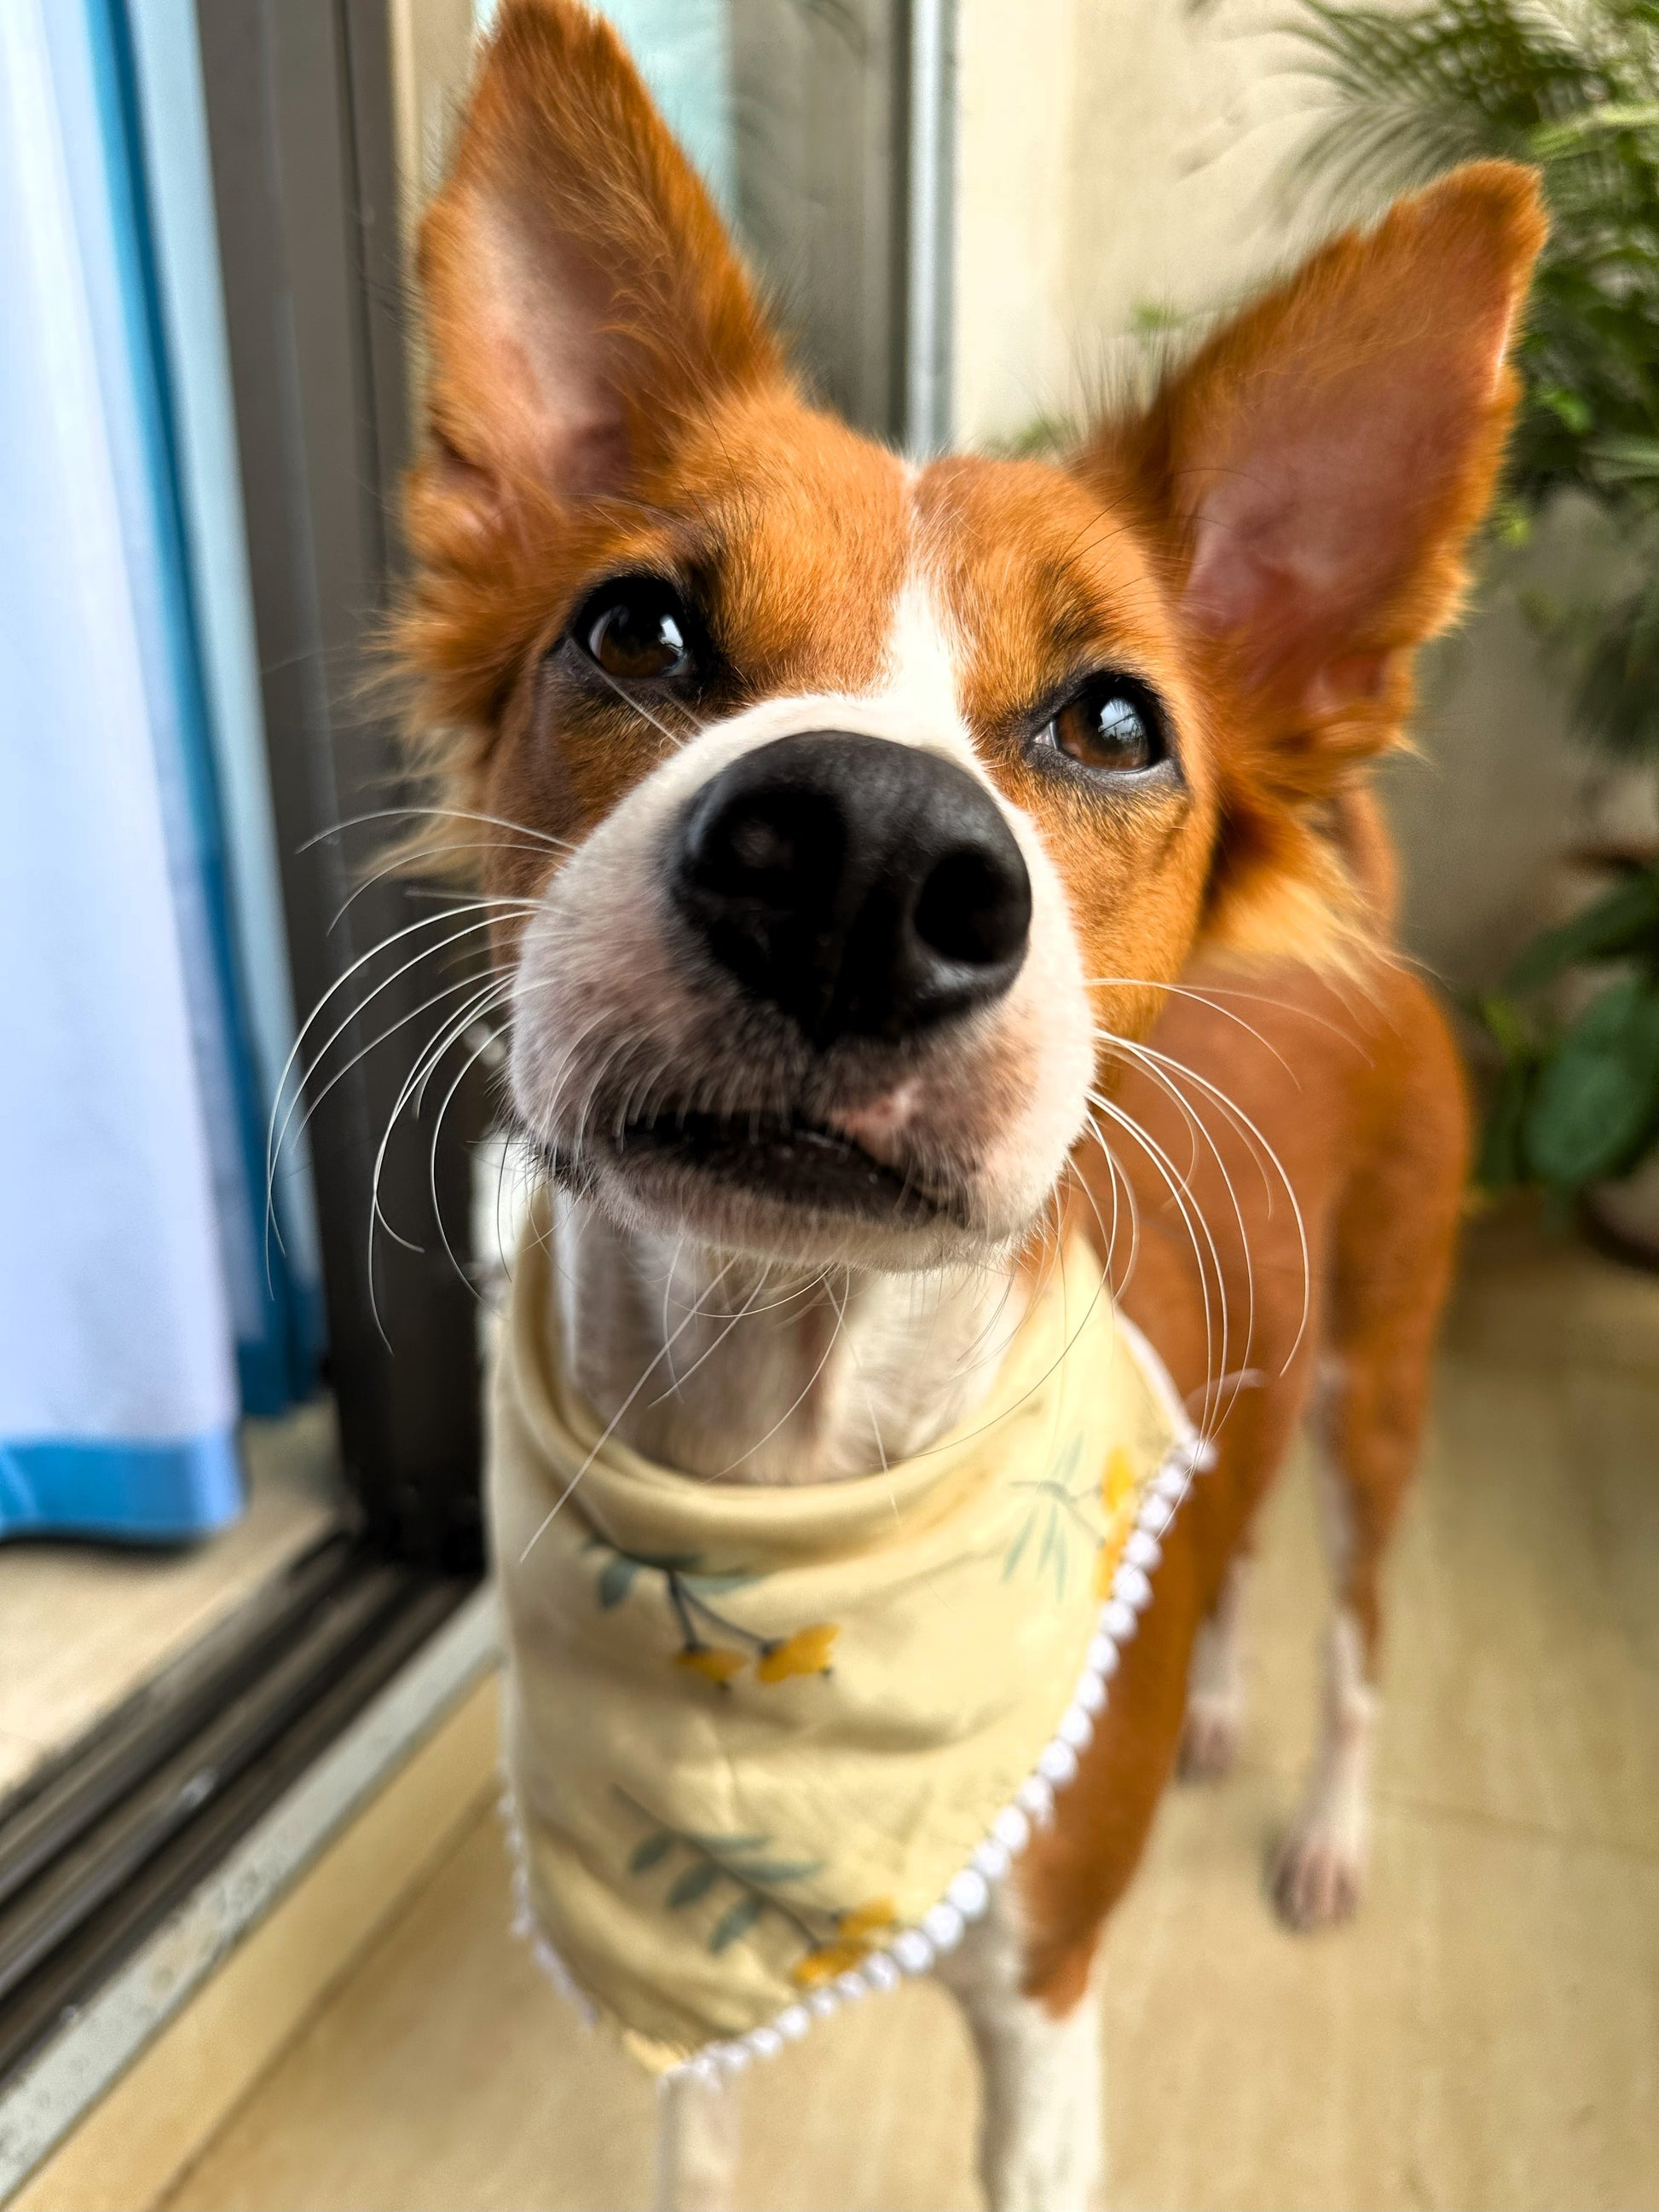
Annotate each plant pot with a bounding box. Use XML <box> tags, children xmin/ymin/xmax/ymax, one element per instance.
<box><xmin>1581</xmin><ymin>1151</ymin><xmax>1659</xmax><ymax>1273</ymax></box>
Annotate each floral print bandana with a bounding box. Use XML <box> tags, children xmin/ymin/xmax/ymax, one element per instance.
<box><xmin>490</xmin><ymin>1198</ymin><xmax>1190</xmax><ymax>2075</ymax></box>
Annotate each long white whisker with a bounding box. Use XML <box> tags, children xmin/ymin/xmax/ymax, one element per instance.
<box><xmin>266</xmin><ymin>904</ymin><xmax>509</xmax><ymax>1216</ymax></box>
<box><xmin>706</xmin><ymin>1270</ymin><xmax>853</xmax><ymax>1481</ymax></box>
<box><xmin>590</xmin><ymin>660</ymin><xmax>706</xmax><ymax>750</ymax></box>
<box><xmin>369</xmin><ymin>971</ymin><xmax>519</xmax><ymax>1272</ymax></box>
<box><xmin>1085</xmin><ymin>1094</ymin><xmax>1228</xmax><ymax>1445</ymax></box>
<box><xmin>1094</xmin><ymin>1037</ymin><xmax>1257</xmax><ymax>1402</ymax></box>
<box><xmin>268</xmin><ymin>916</ymin><xmax>512</xmax><ymax>1237</ymax></box>
<box><xmin>329</xmin><ymin>851</ymin><xmax>545</xmax><ymax>933</ymax></box>
<box><xmin>1100</xmin><ymin>1029</ymin><xmax>1313</xmax><ymax>1377</ymax></box>
<box><xmin>650</xmin><ymin>1264</ymin><xmax>772</xmax><ymax>1406</ymax></box>
<box><xmin>517</xmin><ymin>1256</ymin><xmax>737</xmax><ymax>1562</ymax></box>
<box><xmin>426</xmin><ymin>1016</ymin><xmax>514</xmax><ymax>1298</ymax></box>
<box><xmin>302</xmin><ymin>804</ymin><xmax>577</xmax><ymax>857</ymax></box>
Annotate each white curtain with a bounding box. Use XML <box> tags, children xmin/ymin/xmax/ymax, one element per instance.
<box><xmin>0</xmin><ymin>0</ymin><xmax>314</xmax><ymax>1540</ymax></box>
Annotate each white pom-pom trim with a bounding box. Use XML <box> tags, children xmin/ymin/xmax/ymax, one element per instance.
<box><xmin>508</xmin><ymin>1412</ymin><xmax>1211</xmax><ymax>2088</ymax></box>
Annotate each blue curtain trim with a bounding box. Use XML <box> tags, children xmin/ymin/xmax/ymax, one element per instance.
<box><xmin>90</xmin><ymin>0</ymin><xmax>320</xmax><ymax>1418</ymax></box>
<box><xmin>0</xmin><ymin>1430</ymin><xmax>245</xmax><ymax>1545</ymax></box>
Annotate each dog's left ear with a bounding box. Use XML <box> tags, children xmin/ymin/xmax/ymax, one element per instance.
<box><xmin>1130</xmin><ymin>161</ymin><xmax>1546</xmax><ymax>745</ymax></box>
<box><xmin>1088</xmin><ymin>159</ymin><xmax>1544</xmax><ymax>953</ymax></box>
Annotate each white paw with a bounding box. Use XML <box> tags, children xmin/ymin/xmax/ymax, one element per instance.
<box><xmin>1270</xmin><ymin>1809</ymin><xmax>1365</xmax><ymax>1931</ymax></box>
<box><xmin>986</xmin><ymin>2140</ymin><xmax>1102</xmax><ymax>2212</ymax></box>
<box><xmin>1177</xmin><ymin>1690</ymin><xmax>1241</xmax><ymax>1782</ymax></box>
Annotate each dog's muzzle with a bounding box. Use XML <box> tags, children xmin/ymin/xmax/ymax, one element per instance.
<box><xmin>670</xmin><ymin>730</ymin><xmax>1032</xmax><ymax>1048</ymax></box>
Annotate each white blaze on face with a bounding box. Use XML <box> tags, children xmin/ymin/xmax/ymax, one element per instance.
<box><xmin>863</xmin><ymin>567</ymin><xmax>978</xmax><ymax>765</ymax></box>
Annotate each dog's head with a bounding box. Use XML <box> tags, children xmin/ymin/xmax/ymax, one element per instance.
<box><xmin>399</xmin><ymin>1</ymin><xmax>1542</xmax><ymax>1273</ymax></box>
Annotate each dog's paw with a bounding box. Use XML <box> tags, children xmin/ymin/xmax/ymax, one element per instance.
<box><xmin>1270</xmin><ymin>1810</ymin><xmax>1365</xmax><ymax>1931</ymax></box>
<box><xmin>984</xmin><ymin>2143</ymin><xmax>1102</xmax><ymax>2212</ymax></box>
<box><xmin>1177</xmin><ymin>1691</ymin><xmax>1241</xmax><ymax>1782</ymax></box>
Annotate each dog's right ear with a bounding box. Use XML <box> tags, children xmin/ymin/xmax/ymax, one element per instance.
<box><xmin>413</xmin><ymin>0</ymin><xmax>780</xmax><ymax>546</ymax></box>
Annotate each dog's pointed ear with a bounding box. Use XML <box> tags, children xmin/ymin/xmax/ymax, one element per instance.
<box><xmin>1108</xmin><ymin>161</ymin><xmax>1546</xmax><ymax>757</ymax></box>
<box><xmin>413</xmin><ymin>0</ymin><xmax>781</xmax><ymax>538</ymax></box>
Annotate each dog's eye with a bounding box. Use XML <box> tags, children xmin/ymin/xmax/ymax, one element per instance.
<box><xmin>1043</xmin><ymin>676</ymin><xmax>1167</xmax><ymax>775</ymax></box>
<box><xmin>579</xmin><ymin>577</ymin><xmax>692</xmax><ymax>683</ymax></box>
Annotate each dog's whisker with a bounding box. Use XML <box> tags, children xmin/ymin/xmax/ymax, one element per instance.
<box><xmin>365</xmin><ymin>974</ymin><xmax>523</xmax><ymax>1337</ymax></box>
<box><xmin>1096</xmin><ymin>1027</ymin><xmax>1313</xmax><ymax>1379</ymax></box>
<box><xmin>267</xmin><ymin>905</ymin><xmax>511</xmax><ymax>1198</ymax></box>
<box><xmin>1092</xmin><ymin>1039</ymin><xmax>1259</xmax><ymax>1408</ymax></box>
<box><xmin>426</xmin><ymin>1016</ymin><xmax>517</xmax><ymax>1298</ymax></box>
<box><xmin>590</xmin><ymin>657</ymin><xmax>707</xmax><ymax>749</ymax></box>
<box><xmin>329</xmin><ymin>848</ymin><xmax>546</xmax><ymax>931</ymax></box>
<box><xmin>517</xmin><ymin>1254</ymin><xmax>738</xmax><ymax>1562</ymax></box>
<box><xmin>303</xmin><ymin>803</ymin><xmax>578</xmax><ymax>857</ymax></box>
<box><xmin>1082</xmin><ymin>1097</ymin><xmax>1228</xmax><ymax>1449</ymax></box>
<box><xmin>704</xmin><ymin>1265</ymin><xmax>856</xmax><ymax>1481</ymax></box>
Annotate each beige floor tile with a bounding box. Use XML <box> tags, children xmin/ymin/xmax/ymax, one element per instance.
<box><xmin>1242</xmin><ymin>1372</ymin><xmax>1659</xmax><ymax>1857</ymax></box>
<box><xmin>162</xmin><ymin>1809</ymin><xmax>661</xmax><ymax>2212</ymax></box>
<box><xmin>0</xmin><ymin>1400</ymin><xmax>342</xmax><ymax>1801</ymax></box>
<box><xmin>1104</xmin><ymin>1774</ymin><xmax>1658</xmax><ymax>2212</ymax></box>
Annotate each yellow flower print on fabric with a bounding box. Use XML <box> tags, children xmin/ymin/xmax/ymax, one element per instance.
<box><xmin>589</xmin><ymin>1541</ymin><xmax>838</xmax><ymax>1689</ymax></box>
<box><xmin>791</xmin><ymin>1897</ymin><xmax>899</xmax><ymax>1985</ymax></box>
<box><xmin>673</xmin><ymin>1646</ymin><xmax>747</xmax><ymax>1685</ymax></box>
<box><xmin>1101</xmin><ymin>1442</ymin><xmax>1136</xmax><ymax>1514</ymax></box>
<box><xmin>1009</xmin><ymin>1434</ymin><xmax>1145</xmax><ymax>1600</ymax></box>
<box><xmin>756</xmin><ymin>1623</ymin><xmax>839</xmax><ymax>1681</ymax></box>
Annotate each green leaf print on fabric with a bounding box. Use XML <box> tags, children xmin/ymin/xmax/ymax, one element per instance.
<box><xmin>616</xmin><ymin>1791</ymin><xmax>835</xmax><ymax>1962</ymax></box>
<box><xmin>1003</xmin><ymin>1433</ymin><xmax>1098</xmax><ymax>1597</ymax></box>
<box><xmin>709</xmin><ymin>1896</ymin><xmax>764</xmax><ymax>1952</ymax></box>
<box><xmin>627</xmin><ymin>1832</ymin><xmax>674</xmax><ymax>1874</ymax></box>
<box><xmin>666</xmin><ymin>1862</ymin><xmax>723</xmax><ymax>1909</ymax></box>
<box><xmin>597</xmin><ymin>1553</ymin><xmax>640</xmax><ymax>1609</ymax></box>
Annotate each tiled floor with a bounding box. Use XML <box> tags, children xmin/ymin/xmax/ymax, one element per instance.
<box><xmin>148</xmin><ymin>1218</ymin><xmax>1659</xmax><ymax>2209</ymax></box>
<box><xmin>0</xmin><ymin>1401</ymin><xmax>344</xmax><ymax>1811</ymax></box>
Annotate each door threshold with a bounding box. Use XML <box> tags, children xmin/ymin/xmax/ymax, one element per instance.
<box><xmin>0</xmin><ymin>1584</ymin><xmax>500</xmax><ymax>2207</ymax></box>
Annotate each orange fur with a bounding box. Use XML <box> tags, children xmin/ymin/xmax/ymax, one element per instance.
<box><xmin>395</xmin><ymin>0</ymin><xmax>1545</xmax><ymax>2062</ymax></box>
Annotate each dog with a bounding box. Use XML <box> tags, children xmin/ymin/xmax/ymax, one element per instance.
<box><xmin>391</xmin><ymin>6</ymin><xmax>1543</xmax><ymax>2204</ymax></box>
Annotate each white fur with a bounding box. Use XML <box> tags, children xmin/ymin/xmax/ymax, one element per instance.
<box><xmin>1180</xmin><ymin>1551</ymin><xmax>1248</xmax><ymax>1780</ymax></box>
<box><xmin>1273</xmin><ymin>1405</ymin><xmax>1378</xmax><ymax>1926</ymax></box>
<box><xmin>654</xmin><ymin>2068</ymin><xmax>740</xmax><ymax>2212</ymax></box>
<box><xmin>1274</xmin><ymin>1604</ymin><xmax>1376</xmax><ymax>1929</ymax></box>
<box><xmin>939</xmin><ymin>1891</ymin><xmax>1107</xmax><ymax>2212</ymax></box>
<box><xmin>547</xmin><ymin>1178</ymin><xmax>1031</xmax><ymax>1485</ymax></box>
<box><xmin>867</xmin><ymin>569</ymin><xmax>976</xmax><ymax>762</ymax></box>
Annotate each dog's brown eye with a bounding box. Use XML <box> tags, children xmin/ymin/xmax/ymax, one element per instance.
<box><xmin>1045</xmin><ymin>676</ymin><xmax>1167</xmax><ymax>775</ymax></box>
<box><xmin>581</xmin><ymin>578</ymin><xmax>691</xmax><ymax>682</ymax></box>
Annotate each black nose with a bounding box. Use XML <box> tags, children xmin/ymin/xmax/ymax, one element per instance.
<box><xmin>671</xmin><ymin>731</ymin><xmax>1032</xmax><ymax>1048</ymax></box>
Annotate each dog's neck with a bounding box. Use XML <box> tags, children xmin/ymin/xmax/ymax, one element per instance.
<box><xmin>546</xmin><ymin>1189</ymin><xmax>1030</xmax><ymax>1485</ymax></box>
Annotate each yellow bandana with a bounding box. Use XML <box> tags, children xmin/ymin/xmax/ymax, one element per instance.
<box><xmin>489</xmin><ymin>1202</ymin><xmax>1200</xmax><ymax>2076</ymax></box>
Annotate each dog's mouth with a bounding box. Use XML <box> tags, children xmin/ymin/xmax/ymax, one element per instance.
<box><xmin>608</xmin><ymin>1108</ymin><xmax>954</xmax><ymax>1224</ymax></box>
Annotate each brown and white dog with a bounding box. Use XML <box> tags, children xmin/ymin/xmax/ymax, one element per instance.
<box><xmin>394</xmin><ymin>7</ymin><xmax>1543</xmax><ymax>2204</ymax></box>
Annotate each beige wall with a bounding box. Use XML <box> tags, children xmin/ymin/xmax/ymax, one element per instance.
<box><xmin>953</xmin><ymin>0</ymin><xmax>1649</xmax><ymax>985</ymax></box>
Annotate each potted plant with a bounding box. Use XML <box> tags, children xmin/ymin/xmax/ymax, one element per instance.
<box><xmin>1286</xmin><ymin>0</ymin><xmax>1659</xmax><ymax>1259</ymax></box>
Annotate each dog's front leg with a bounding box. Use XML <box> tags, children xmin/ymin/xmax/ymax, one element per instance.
<box><xmin>939</xmin><ymin>1893</ymin><xmax>1105</xmax><ymax>2212</ymax></box>
<box><xmin>653</xmin><ymin>2066</ymin><xmax>741</xmax><ymax>2212</ymax></box>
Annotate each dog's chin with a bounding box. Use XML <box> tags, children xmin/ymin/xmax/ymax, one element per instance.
<box><xmin>554</xmin><ymin>1109</ymin><xmax>1027</xmax><ymax>1273</ymax></box>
